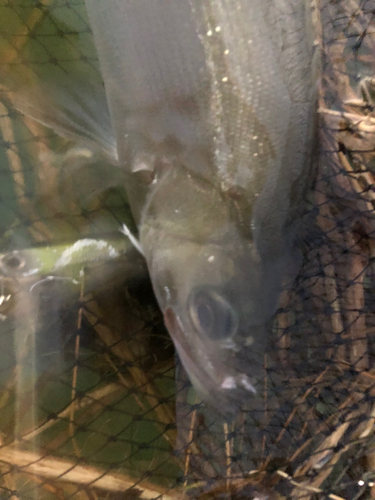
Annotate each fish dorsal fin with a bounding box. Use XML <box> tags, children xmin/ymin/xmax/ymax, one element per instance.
<box><xmin>0</xmin><ymin>71</ymin><xmax>117</xmax><ymax>163</ymax></box>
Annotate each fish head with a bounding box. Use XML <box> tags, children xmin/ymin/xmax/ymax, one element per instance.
<box><xmin>140</xmin><ymin>191</ymin><xmax>284</xmax><ymax>413</ymax></box>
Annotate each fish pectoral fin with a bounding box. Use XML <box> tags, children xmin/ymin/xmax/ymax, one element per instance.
<box><xmin>119</xmin><ymin>224</ymin><xmax>144</xmax><ymax>256</ymax></box>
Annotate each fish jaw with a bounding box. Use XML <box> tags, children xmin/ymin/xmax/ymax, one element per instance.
<box><xmin>164</xmin><ymin>307</ymin><xmax>263</xmax><ymax>415</ymax></box>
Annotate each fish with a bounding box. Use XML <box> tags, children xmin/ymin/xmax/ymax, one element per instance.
<box><xmin>1</xmin><ymin>0</ymin><xmax>319</xmax><ymax>412</ymax></box>
<box><xmin>83</xmin><ymin>0</ymin><xmax>319</xmax><ymax>411</ymax></box>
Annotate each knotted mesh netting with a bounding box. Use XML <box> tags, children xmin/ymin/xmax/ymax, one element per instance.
<box><xmin>0</xmin><ymin>1</ymin><xmax>374</xmax><ymax>499</ymax></box>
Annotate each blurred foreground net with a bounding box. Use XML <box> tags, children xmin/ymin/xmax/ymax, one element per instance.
<box><xmin>0</xmin><ymin>1</ymin><xmax>374</xmax><ymax>499</ymax></box>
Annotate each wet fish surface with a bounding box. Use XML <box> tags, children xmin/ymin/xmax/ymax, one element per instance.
<box><xmin>2</xmin><ymin>0</ymin><xmax>319</xmax><ymax>412</ymax></box>
<box><xmin>83</xmin><ymin>0</ymin><xmax>319</xmax><ymax>412</ymax></box>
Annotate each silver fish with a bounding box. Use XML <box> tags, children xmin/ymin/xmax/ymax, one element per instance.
<box><xmin>2</xmin><ymin>0</ymin><xmax>319</xmax><ymax>411</ymax></box>
<box><xmin>83</xmin><ymin>0</ymin><xmax>319</xmax><ymax>410</ymax></box>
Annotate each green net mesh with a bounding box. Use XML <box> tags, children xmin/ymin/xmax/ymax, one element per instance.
<box><xmin>0</xmin><ymin>1</ymin><xmax>374</xmax><ymax>499</ymax></box>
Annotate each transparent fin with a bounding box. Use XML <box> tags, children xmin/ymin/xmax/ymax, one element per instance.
<box><xmin>0</xmin><ymin>72</ymin><xmax>117</xmax><ymax>163</ymax></box>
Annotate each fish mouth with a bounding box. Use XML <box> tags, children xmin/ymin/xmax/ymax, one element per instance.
<box><xmin>164</xmin><ymin>308</ymin><xmax>259</xmax><ymax>414</ymax></box>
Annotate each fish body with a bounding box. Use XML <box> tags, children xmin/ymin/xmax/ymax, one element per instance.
<box><xmin>3</xmin><ymin>0</ymin><xmax>319</xmax><ymax>411</ymax></box>
<box><xmin>84</xmin><ymin>0</ymin><xmax>319</xmax><ymax>410</ymax></box>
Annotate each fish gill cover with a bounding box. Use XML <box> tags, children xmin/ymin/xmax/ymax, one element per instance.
<box><xmin>0</xmin><ymin>1</ymin><xmax>373</xmax><ymax>499</ymax></box>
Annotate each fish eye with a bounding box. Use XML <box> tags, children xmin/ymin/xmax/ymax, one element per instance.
<box><xmin>188</xmin><ymin>289</ymin><xmax>238</xmax><ymax>340</ymax></box>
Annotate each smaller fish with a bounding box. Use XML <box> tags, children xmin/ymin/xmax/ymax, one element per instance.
<box><xmin>0</xmin><ymin>236</ymin><xmax>146</xmax><ymax>317</ymax></box>
<box><xmin>0</xmin><ymin>237</ymin><xmax>133</xmax><ymax>281</ymax></box>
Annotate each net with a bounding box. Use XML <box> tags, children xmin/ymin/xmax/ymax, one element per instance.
<box><xmin>0</xmin><ymin>1</ymin><xmax>374</xmax><ymax>499</ymax></box>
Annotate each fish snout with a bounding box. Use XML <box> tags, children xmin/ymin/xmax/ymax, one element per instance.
<box><xmin>164</xmin><ymin>307</ymin><xmax>267</xmax><ymax>414</ymax></box>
